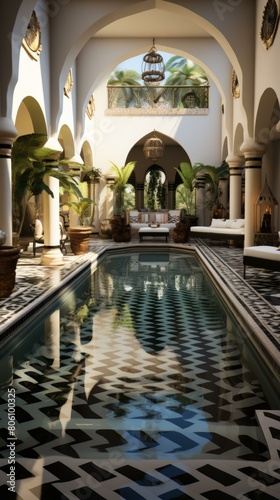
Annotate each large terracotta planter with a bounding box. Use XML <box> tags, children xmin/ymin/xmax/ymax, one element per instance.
<box><xmin>173</xmin><ymin>223</ymin><xmax>190</xmax><ymax>243</ymax></box>
<box><xmin>110</xmin><ymin>216</ymin><xmax>131</xmax><ymax>242</ymax></box>
<box><xmin>68</xmin><ymin>226</ymin><xmax>92</xmax><ymax>255</ymax></box>
<box><xmin>0</xmin><ymin>246</ymin><xmax>21</xmax><ymax>298</ymax></box>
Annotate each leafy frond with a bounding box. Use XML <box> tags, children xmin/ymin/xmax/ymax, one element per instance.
<box><xmin>174</xmin><ymin>162</ymin><xmax>204</xmax><ymax>191</ymax></box>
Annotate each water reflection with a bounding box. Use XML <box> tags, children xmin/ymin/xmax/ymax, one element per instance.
<box><xmin>0</xmin><ymin>252</ymin><xmax>274</xmax><ymax>460</ymax></box>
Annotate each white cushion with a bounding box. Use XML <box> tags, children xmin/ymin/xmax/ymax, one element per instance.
<box><xmin>190</xmin><ymin>226</ymin><xmax>245</xmax><ymax>235</ymax></box>
<box><xmin>231</xmin><ymin>219</ymin><xmax>245</xmax><ymax>229</ymax></box>
<box><xmin>225</xmin><ymin>219</ymin><xmax>234</xmax><ymax>228</ymax></box>
<box><xmin>139</xmin><ymin>227</ymin><xmax>169</xmax><ymax>233</ymax></box>
<box><xmin>35</xmin><ymin>219</ymin><xmax>43</xmax><ymax>237</ymax></box>
<box><xmin>244</xmin><ymin>246</ymin><xmax>280</xmax><ymax>260</ymax></box>
<box><xmin>211</xmin><ymin>219</ymin><xmax>227</xmax><ymax>228</ymax></box>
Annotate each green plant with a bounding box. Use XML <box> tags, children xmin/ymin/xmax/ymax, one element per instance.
<box><xmin>145</xmin><ymin>168</ymin><xmax>166</xmax><ymax>210</ymax></box>
<box><xmin>12</xmin><ymin>133</ymin><xmax>83</xmax><ymax>235</ymax></box>
<box><xmin>174</xmin><ymin>162</ymin><xmax>204</xmax><ymax>215</ymax></box>
<box><xmin>110</xmin><ymin>161</ymin><xmax>136</xmax><ymax>215</ymax></box>
<box><xmin>195</xmin><ymin>160</ymin><xmax>229</xmax><ymax>210</ymax></box>
<box><xmin>165</xmin><ymin>56</ymin><xmax>208</xmax><ymax>86</ymax></box>
<box><xmin>63</xmin><ymin>197</ymin><xmax>94</xmax><ymax>226</ymax></box>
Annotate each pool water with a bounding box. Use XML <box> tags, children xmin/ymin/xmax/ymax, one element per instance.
<box><xmin>0</xmin><ymin>251</ymin><xmax>277</xmax><ymax>461</ymax></box>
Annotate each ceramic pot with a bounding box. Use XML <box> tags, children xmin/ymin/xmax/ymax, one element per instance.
<box><xmin>173</xmin><ymin>223</ymin><xmax>190</xmax><ymax>243</ymax></box>
<box><xmin>0</xmin><ymin>229</ymin><xmax>6</xmax><ymax>246</ymax></box>
<box><xmin>68</xmin><ymin>226</ymin><xmax>92</xmax><ymax>255</ymax></box>
<box><xmin>0</xmin><ymin>246</ymin><xmax>20</xmax><ymax>298</ymax></box>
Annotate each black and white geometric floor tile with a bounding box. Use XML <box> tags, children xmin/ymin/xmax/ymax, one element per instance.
<box><xmin>0</xmin><ymin>455</ymin><xmax>280</xmax><ymax>499</ymax></box>
<box><xmin>0</xmin><ymin>240</ymin><xmax>280</xmax><ymax>499</ymax></box>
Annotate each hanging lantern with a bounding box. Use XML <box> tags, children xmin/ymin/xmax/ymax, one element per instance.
<box><xmin>255</xmin><ymin>176</ymin><xmax>278</xmax><ymax>233</ymax></box>
<box><xmin>141</xmin><ymin>39</ymin><xmax>165</xmax><ymax>85</ymax></box>
<box><xmin>143</xmin><ymin>131</ymin><xmax>165</xmax><ymax>161</ymax></box>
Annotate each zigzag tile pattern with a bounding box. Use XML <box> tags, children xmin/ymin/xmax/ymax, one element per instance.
<box><xmin>0</xmin><ymin>240</ymin><xmax>279</xmax><ymax>498</ymax></box>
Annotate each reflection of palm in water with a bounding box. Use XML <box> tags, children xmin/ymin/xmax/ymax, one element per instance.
<box><xmin>27</xmin><ymin>254</ymin><xmax>267</xmax><ymax>457</ymax></box>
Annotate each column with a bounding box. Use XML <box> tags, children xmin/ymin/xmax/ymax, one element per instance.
<box><xmin>168</xmin><ymin>183</ymin><xmax>175</xmax><ymax>209</ymax></box>
<box><xmin>195</xmin><ymin>174</ymin><xmax>206</xmax><ymax>225</ymax></box>
<box><xmin>219</xmin><ymin>177</ymin><xmax>229</xmax><ymax>217</ymax></box>
<box><xmin>106</xmin><ymin>178</ymin><xmax>115</xmax><ymax>218</ymax></box>
<box><xmin>0</xmin><ymin>118</ymin><xmax>18</xmax><ymax>246</ymax></box>
<box><xmin>240</xmin><ymin>139</ymin><xmax>266</xmax><ymax>247</ymax></box>
<box><xmin>226</xmin><ymin>154</ymin><xmax>244</xmax><ymax>219</ymax></box>
<box><xmin>136</xmin><ymin>183</ymin><xmax>144</xmax><ymax>209</ymax></box>
<box><xmin>41</xmin><ymin>138</ymin><xmax>64</xmax><ymax>266</ymax></box>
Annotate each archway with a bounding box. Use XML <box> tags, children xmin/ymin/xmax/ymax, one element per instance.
<box><xmin>126</xmin><ymin>132</ymin><xmax>190</xmax><ymax>209</ymax></box>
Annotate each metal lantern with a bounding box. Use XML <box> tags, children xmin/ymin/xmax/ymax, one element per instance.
<box><xmin>141</xmin><ymin>39</ymin><xmax>165</xmax><ymax>85</ymax></box>
<box><xmin>143</xmin><ymin>131</ymin><xmax>164</xmax><ymax>161</ymax></box>
<box><xmin>255</xmin><ymin>176</ymin><xmax>278</xmax><ymax>233</ymax></box>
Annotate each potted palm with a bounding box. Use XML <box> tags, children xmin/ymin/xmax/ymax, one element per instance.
<box><xmin>2</xmin><ymin>133</ymin><xmax>82</xmax><ymax>298</ymax></box>
<box><xmin>196</xmin><ymin>160</ymin><xmax>229</xmax><ymax>218</ymax></box>
<box><xmin>63</xmin><ymin>197</ymin><xmax>94</xmax><ymax>255</ymax></box>
<box><xmin>109</xmin><ymin>161</ymin><xmax>136</xmax><ymax>242</ymax></box>
<box><xmin>174</xmin><ymin>161</ymin><xmax>203</xmax><ymax>225</ymax></box>
<box><xmin>12</xmin><ymin>133</ymin><xmax>83</xmax><ymax>240</ymax></box>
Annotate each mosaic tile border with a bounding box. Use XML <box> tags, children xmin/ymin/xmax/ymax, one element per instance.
<box><xmin>192</xmin><ymin>241</ymin><xmax>280</xmax><ymax>381</ymax></box>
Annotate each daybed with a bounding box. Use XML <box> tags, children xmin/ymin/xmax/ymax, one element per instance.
<box><xmin>126</xmin><ymin>209</ymin><xmax>183</xmax><ymax>236</ymax></box>
<box><xmin>190</xmin><ymin>218</ymin><xmax>245</xmax><ymax>243</ymax></box>
<box><xmin>243</xmin><ymin>245</ymin><xmax>280</xmax><ymax>278</ymax></box>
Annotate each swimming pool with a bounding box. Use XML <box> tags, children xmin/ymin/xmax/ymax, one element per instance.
<box><xmin>0</xmin><ymin>250</ymin><xmax>279</xmax><ymax>463</ymax></box>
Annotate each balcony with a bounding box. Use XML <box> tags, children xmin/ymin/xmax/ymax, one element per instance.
<box><xmin>106</xmin><ymin>85</ymin><xmax>209</xmax><ymax>116</ymax></box>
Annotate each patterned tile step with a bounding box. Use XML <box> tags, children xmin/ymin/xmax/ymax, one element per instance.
<box><xmin>0</xmin><ymin>457</ymin><xmax>279</xmax><ymax>499</ymax></box>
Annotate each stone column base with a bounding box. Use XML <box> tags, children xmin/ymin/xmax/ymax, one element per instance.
<box><xmin>40</xmin><ymin>247</ymin><xmax>64</xmax><ymax>266</ymax></box>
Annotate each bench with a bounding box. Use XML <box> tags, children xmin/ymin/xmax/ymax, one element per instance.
<box><xmin>126</xmin><ymin>209</ymin><xmax>182</xmax><ymax>236</ymax></box>
<box><xmin>190</xmin><ymin>218</ymin><xmax>245</xmax><ymax>244</ymax></box>
<box><xmin>243</xmin><ymin>245</ymin><xmax>280</xmax><ymax>278</ymax></box>
<box><xmin>139</xmin><ymin>227</ymin><xmax>169</xmax><ymax>242</ymax></box>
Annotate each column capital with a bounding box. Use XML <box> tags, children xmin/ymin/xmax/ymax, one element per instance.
<box><xmin>226</xmin><ymin>154</ymin><xmax>244</xmax><ymax>166</ymax></box>
<box><xmin>226</xmin><ymin>154</ymin><xmax>244</xmax><ymax>175</ymax></box>
<box><xmin>195</xmin><ymin>173</ymin><xmax>206</xmax><ymax>188</ymax></box>
<box><xmin>0</xmin><ymin>117</ymin><xmax>18</xmax><ymax>144</ymax></box>
<box><xmin>240</xmin><ymin>138</ymin><xmax>267</xmax><ymax>158</ymax></box>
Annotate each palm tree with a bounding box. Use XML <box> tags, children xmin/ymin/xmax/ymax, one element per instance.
<box><xmin>110</xmin><ymin>161</ymin><xmax>136</xmax><ymax>215</ymax></box>
<box><xmin>107</xmin><ymin>69</ymin><xmax>142</xmax><ymax>86</ymax></box>
<box><xmin>165</xmin><ymin>56</ymin><xmax>208</xmax><ymax>86</ymax></box>
<box><xmin>174</xmin><ymin>162</ymin><xmax>204</xmax><ymax>215</ymax></box>
<box><xmin>195</xmin><ymin>160</ymin><xmax>229</xmax><ymax>213</ymax></box>
<box><xmin>108</xmin><ymin>69</ymin><xmax>142</xmax><ymax>108</ymax></box>
<box><xmin>12</xmin><ymin>133</ymin><xmax>83</xmax><ymax>235</ymax></box>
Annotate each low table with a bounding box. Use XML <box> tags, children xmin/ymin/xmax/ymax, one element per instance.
<box><xmin>139</xmin><ymin>227</ymin><xmax>169</xmax><ymax>243</ymax></box>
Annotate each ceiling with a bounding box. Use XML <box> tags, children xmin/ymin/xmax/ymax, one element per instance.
<box><xmin>95</xmin><ymin>7</ymin><xmax>211</xmax><ymax>147</ymax></box>
<box><xmin>95</xmin><ymin>9</ymin><xmax>210</xmax><ymax>38</ymax></box>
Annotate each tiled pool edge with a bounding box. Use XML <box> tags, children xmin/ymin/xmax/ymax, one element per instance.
<box><xmin>194</xmin><ymin>242</ymin><xmax>280</xmax><ymax>383</ymax></box>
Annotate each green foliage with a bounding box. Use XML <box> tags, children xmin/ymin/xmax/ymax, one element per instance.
<box><xmin>63</xmin><ymin>197</ymin><xmax>94</xmax><ymax>226</ymax></box>
<box><xmin>108</xmin><ymin>69</ymin><xmax>142</xmax><ymax>86</ymax></box>
<box><xmin>195</xmin><ymin>160</ymin><xmax>229</xmax><ymax>207</ymax></box>
<box><xmin>176</xmin><ymin>185</ymin><xmax>196</xmax><ymax>215</ymax></box>
<box><xmin>12</xmin><ymin>133</ymin><xmax>83</xmax><ymax>235</ymax></box>
<box><xmin>174</xmin><ymin>162</ymin><xmax>204</xmax><ymax>192</ymax></box>
<box><xmin>145</xmin><ymin>169</ymin><xmax>166</xmax><ymax>210</ymax></box>
<box><xmin>110</xmin><ymin>161</ymin><xmax>136</xmax><ymax>215</ymax></box>
<box><xmin>147</xmin><ymin>169</ymin><xmax>160</xmax><ymax>209</ymax></box>
<box><xmin>81</xmin><ymin>165</ymin><xmax>102</xmax><ymax>182</ymax></box>
<box><xmin>165</xmin><ymin>57</ymin><xmax>208</xmax><ymax>86</ymax></box>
